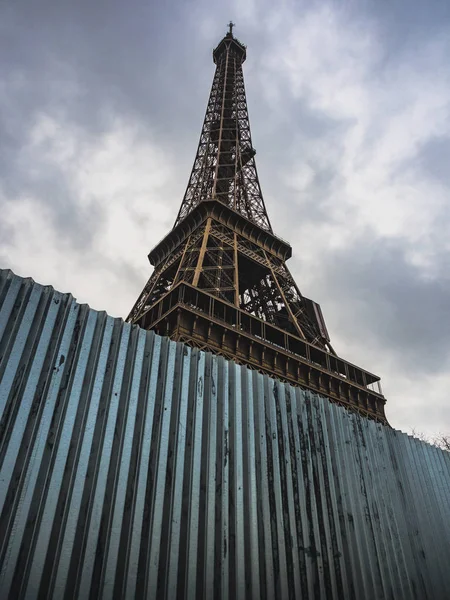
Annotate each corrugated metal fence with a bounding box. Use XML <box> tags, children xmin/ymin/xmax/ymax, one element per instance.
<box><xmin>0</xmin><ymin>268</ymin><xmax>449</xmax><ymax>599</ymax></box>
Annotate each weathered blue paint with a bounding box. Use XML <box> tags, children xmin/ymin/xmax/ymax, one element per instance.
<box><xmin>0</xmin><ymin>269</ymin><xmax>449</xmax><ymax>599</ymax></box>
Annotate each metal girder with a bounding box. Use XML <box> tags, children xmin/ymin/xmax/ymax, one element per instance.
<box><xmin>174</xmin><ymin>32</ymin><xmax>272</xmax><ymax>232</ymax></box>
<box><xmin>126</xmin><ymin>27</ymin><xmax>385</xmax><ymax>420</ymax></box>
<box><xmin>128</xmin><ymin>214</ymin><xmax>333</xmax><ymax>351</ymax></box>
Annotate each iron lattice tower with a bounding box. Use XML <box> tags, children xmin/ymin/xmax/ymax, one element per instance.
<box><xmin>128</xmin><ymin>25</ymin><xmax>387</xmax><ymax>423</ymax></box>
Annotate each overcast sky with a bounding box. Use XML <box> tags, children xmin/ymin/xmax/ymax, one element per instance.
<box><xmin>1</xmin><ymin>0</ymin><xmax>450</xmax><ymax>438</ymax></box>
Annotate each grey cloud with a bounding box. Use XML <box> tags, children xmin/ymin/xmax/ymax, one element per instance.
<box><xmin>414</xmin><ymin>136</ymin><xmax>450</xmax><ymax>187</ymax></box>
<box><xmin>315</xmin><ymin>233</ymin><xmax>450</xmax><ymax>374</ymax></box>
<box><xmin>1</xmin><ymin>0</ymin><xmax>450</xmax><ymax>434</ymax></box>
<box><xmin>0</xmin><ymin>119</ymin><xmax>105</xmax><ymax>250</ymax></box>
<box><xmin>1</xmin><ymin>1</ymin><xmax>209</xmax><ymax>138</ymax></box>
<box><xmin>364</xmin><ymin>0</ymin><xmax>450</xmax><ymax>47</ymax></box>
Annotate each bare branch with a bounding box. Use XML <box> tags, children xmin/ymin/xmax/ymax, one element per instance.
<box><xmin>410</xmin><ymin>429</ymin><xmax>450</xmax><ymax>452</ymax></box>
<box><xmin>410</xmin><ymin>428</ymin><xmax>429</xmax><ymax>443</ymax></box>
<box><xmin>433</xmin><ymin>434</ymin><xmax>450</xmax><ymax>452</ymax></box>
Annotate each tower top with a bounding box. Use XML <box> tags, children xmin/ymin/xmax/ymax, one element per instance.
<box><xmin>213</xmin><ymin>23</ymin><xmax>246</xmax><ymax>64</ymax></box>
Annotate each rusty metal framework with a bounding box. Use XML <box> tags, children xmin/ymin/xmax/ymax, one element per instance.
<box><xmin>175</xmin><ymin>27</ymin><xmax>271</xmax><ymax>231</ymax></box>
<box><xmin>127</xmin><ymin>26</ymin><xmax>387</xmax><ymax>422</ymax></box>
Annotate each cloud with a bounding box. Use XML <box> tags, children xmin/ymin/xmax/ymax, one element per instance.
<box><xmin>0</xmin><ymin>112</ymin><xmax>176</xmax><ymax>316</ymax></box>
<box><xmin>1</xmin><ymin>0</ymin><xmax>450</xmax><ymax>437</ymax></box>
<box><xmin>240</xmin><ymin>2</ymin><xmax>450</xmax><ymax>435</ymax></box>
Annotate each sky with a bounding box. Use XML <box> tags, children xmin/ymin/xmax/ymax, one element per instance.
<box><xmin>1</xmin><ymin>0</ymin><xmax>450</xmax><ymax>438</ymax></box>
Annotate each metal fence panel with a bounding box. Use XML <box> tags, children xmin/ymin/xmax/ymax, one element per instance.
<box><xmin>0</xmin><ymin>269</ymin><xmax>449</xmax><ymax>599</ymax></box>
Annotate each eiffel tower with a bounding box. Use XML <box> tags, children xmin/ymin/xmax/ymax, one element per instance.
<box><xmin>128</xmin><ymin>24</ymin><xmax>387</xmax><ymax>423</ymax></box>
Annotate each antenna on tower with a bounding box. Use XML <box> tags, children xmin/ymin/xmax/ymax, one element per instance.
<box><xmin>228</xmin><ymin>21</ymin><xmax>235</xmax><ymax>36</ymax></box>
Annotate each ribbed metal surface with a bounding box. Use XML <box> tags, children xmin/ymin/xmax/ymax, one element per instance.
<box><xmin>0</xmin><ymin>268</ymin><xmax>449</xmax><ymax>600</ymax></box>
